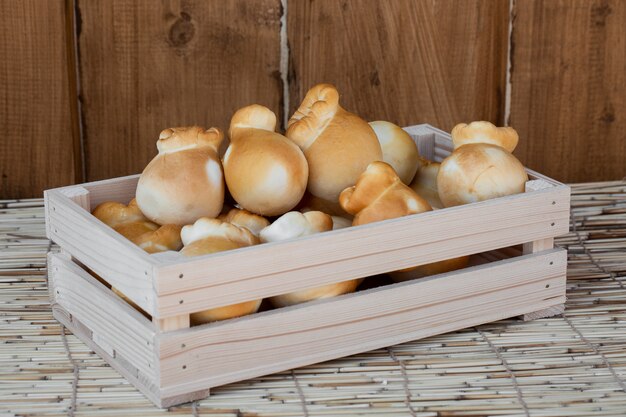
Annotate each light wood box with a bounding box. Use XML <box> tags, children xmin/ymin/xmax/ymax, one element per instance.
<box><xmin>44</xmin><ymin>124</ymin><xmax>570</xmax><ymax>408</ymax></box>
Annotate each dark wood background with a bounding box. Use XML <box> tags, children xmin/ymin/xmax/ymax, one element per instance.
<box><xmin>1</xmin><ymin>0</ymin><xmax>624</xmax><ymax>198</ymax></box>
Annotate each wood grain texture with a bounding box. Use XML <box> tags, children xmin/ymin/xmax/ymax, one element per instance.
<box><xmin>288</xmin><ymin>0</ymin><xmax>509</xmax><ymax>130</ymax></box>
<box><xmin>0</xmin><ymin>0</ymin><xmax>80</xmax><ymax>198</ymax></box>
<box><xmin>48</xmin><ymin>252</ymin><xmax>157</xmax><ymax>380</ymax></box>
<box><xmin>511</xmin><ymin>0</ymin><xmax>626</xmax><ymax>182</ymax></box>
<box><xmin>157</xmin><ymin>249</ymin><xmax>566</xmax><ymax>395</ymax></box>
<box><xmin>77</xmin><ymin>0</ymin><xmax>282</xmax><ymax>181</ymax></box>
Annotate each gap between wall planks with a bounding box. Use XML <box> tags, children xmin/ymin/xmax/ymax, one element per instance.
<box><xmin>510</xmin><ymin>0</ymin><xmax>626</xmax><ymax>183</ymax></box>
<box><xmin>2</xmin><ymin>0</ymin><xmax>625</xmax><ymax>198</ymax></box>
<box><xmin>0</xmin><ymin>0</ymin><xmax>82</xmax><ymax>199</ymax></box>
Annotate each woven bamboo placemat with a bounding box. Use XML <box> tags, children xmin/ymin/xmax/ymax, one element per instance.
<box><xmin>1</xmin><ymin>181</ymin><xmax>626</xmax><ymax>416</ymax></box>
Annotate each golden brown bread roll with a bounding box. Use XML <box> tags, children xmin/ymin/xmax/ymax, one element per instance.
<box><xmin>260</xmin><ymin>211</ymin><xmax>359</xmax><ymax>307</ymax></box>
<box><xmin>133</xmin><ymin>224</ymin><xmax>183</xmax><ymax>254</ymax></box>
<box><xmin>218</xmin><ymin>208</ymin><xmax>269</xmax><ymax>237</ymax></box>
<box><xmin>437</xmin><ymin>143</ymin><xmax>529</xmax><ymax>207</ymax></box>
<box><xmin>409</xmin><ymin>160</ymin><xmax>444</xmax><ymax>209</ymax></box>
<box><xmin>93</xmin><ymin>198</ymin><xmax>182</xmax><ymax>253</ymax></box>
<box><xmin>136</xmin><ymin>126</ymin><xmax>225</xmax><ymax>225</ymax></box>
<box><xmin>369</xmin><ymin>121</ymin><xmax>420</xmax><ymax>184</ymax></box>
<box><xmin>389</xmin><ymin>256</ymin><xmax>470</xmax><ymax>282</ymax></box>
<box><xmin>180</xmin><ymin>218</ymin><xmax>261</xmax><ymax>323</ymax></box>
<box><xmin>451</xmin><ymin>121</ymin><xmax>519</xmax><ymax>152</ymax></box>
<box><xmin>92</xmin><ymin>198</ymin><xmax>148</xmax><ymax>227</ymax></box>
<box><xmin>224</xmin><ymin>105</ymin><xmax>308</xmax><ymax>216</ymax></box>
<box><xmin>287</xmin><ymin>84</ymin><xmax>382</xmax><ymax>202</ymax></box>
<box><xmin>339</xmin><ymin>161</ymin><xmax>432</xmax><ymax>226</ymax></box>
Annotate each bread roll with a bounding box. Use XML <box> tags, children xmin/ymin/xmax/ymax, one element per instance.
<box><xmin>224</xmin><ymin>105</ymin><xmax>308</xmax><ymax>216</ymax></box>
<box><xmin>92</xmin><ymin>198</ymin><xmax>148</xmax><ymax>227</ymax></box>
<box><xmin>259</xmin><ymin>211</ymin><xmax>332</xmax><ymax>243</ymax></box>
<box><xmin>389</xmin><ymin>256</ymin><xmax>470</xmax><ymax>282</ymax></box>
<box><xmin>287</xmin><ymin>84</ymin><xmax>382</xmax><ymax>202</ymax></box>
<box><xmin>437</xmin><ymin>143</ymin><xmax>528</xmax><ymax>207</ymax></box>
<box><xmin>409</xmin><ymin>160</ymin><xmax>444</xmax><ymax>209</ymax></box>
<box><xmin>451</xmin><ymin>121</ymin><xmax>519</xmax><ymax>152</ymax></box>
<box><xmin>218</xmin><ymin>208</ymin><xmax>269</xmax><ymax>237</ymax></box>
<box><xmin>339</xmin><ymin>161</ymin><xmax>432</xmax><ymax>226</ymax></box>
<box><xmin>93</xmin><ymin>198</ymin><xmax>182</xmax><ymax>253</ymax></box>
<box><xmin>133</xmin><ymin>224</ymin><xmax>183</xmax><ymax>254</ymax></box>
<box><xmin>180</xmin><ymin>218</ymin><xmax>261</xmax><ymax>323</ymax></box>
<box><xmin>260</xmin><ymin>211</ymin><xmax>358</xmax><ymax>307</ymax></box>
<box><xmin>136</xmin><ymin>126</ymin><xmax>224</xmax><ymax>225</ymax></box>
<box><xmin>369</xmin><ymin>121</ymin><xmax>420</xmax><ymax>184</ymax></box>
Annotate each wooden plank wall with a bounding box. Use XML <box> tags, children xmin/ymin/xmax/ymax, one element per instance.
<box><xmin>1</xmin><ymin>0</ymin><xmax>624</xmax><ymax>198</ymax></box>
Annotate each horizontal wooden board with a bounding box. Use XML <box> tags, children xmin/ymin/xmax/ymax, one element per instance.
<box><xmin>45</xmin><ymin>187</ymin><xmax>156</xmax><ymax>314</ymax></box>
<box><xmin>48</xmin><ymin>253</ymin><xmax>156</xmax><ymax>379</ymax></box>
<box><xmin>157</xmin><ymin>249</ymin><xmax>566</xmax><ymax>395</ymax></box>
<box><xmin>153</xmin><ymin>183</ymin><xmax>568</xmax><ymax>316</ymax></box>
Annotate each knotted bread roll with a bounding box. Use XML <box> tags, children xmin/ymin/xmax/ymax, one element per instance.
<box><xmin>259</xmin><ymin>211</ymin><xmax>359</xmax><ymax>307</ymax></box>
<box><xmin>339</xmin><ymin>161</ymin><xmax>432</xmax><ymax>226</ymax></box>
<box><xmin>287</xmin><ymin>84</ymin><xmax>382</xmax><ymax>202</ymax></box>
<box><xmin>451</xmin><ymin>121</ymin><xmax>519</xmax><ymax>152</ymax></box>
<box><xmin>437</xmin><ymin>143</ymin><xmax>528</xmax><ymax>207</ymax></box>
<box><xmin>218</xmin><ymin>208</ymin><xmax>270</xmax><ymax>237</ymax></box>
<box><xmin>369</xmin><ymin>121</ymin><xmax>420</xmax><ymax>184</ymax></box>
<box><xmin>92</xmin><ymin>199</ymin><xmax>183</xmax><ymax>253</ymax></box>
<box><xmin>136</xmin><ymin>126</ymin><xmax>225</xmax><ymax>225</ymax></box>
<box><xmin>224</xmin><ymin>105</ymin><xmax>308</xmax><ymax>216</ymax></box>
<box><xmin>181</xmin><ymin>218</ymin><xmax>262</xmax><ymax>324</ymax></box>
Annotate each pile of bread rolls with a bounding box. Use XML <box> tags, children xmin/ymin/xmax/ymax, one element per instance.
<box><xmin>91</xmin><ymin>83</ymin><xmax>528</xmax><ymax>325</ymax></box>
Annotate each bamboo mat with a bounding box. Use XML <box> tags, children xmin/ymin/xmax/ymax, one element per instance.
<box><xmin>2</xmin><ymin>182</ymin><xmax>626</xmax><ymax>417</ymax></box>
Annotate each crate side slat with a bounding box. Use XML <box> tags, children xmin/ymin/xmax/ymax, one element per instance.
<box><xmin>157</xmin><ymin>249</ymin><xmax>566</xmax><ymax>396</ymax></box>
<box><xmin>45</xmin><ymin>189</ymin><xmax>157</xmax><ymax>314</ymax></box>
<box><xmin>153</xmin><ymin>185</ymin><xmax>569</xmax><ymax>316</ymax></box>
<box><xmin>81</xmin><ymin>174</ymin><xmax>140</xmax><ymax>207</ymax></box>
<box><xmin>48</xmin><ymin>253</ymin><xmax>157</xmax><ymax>379</ymax></box>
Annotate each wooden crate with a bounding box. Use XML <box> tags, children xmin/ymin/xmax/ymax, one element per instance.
<box><xmin>44</xmin><ymin>124</ymin><xmax>570</xmax><ymax>408</ymax></box>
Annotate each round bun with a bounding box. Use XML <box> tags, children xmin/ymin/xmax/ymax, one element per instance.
<box><xmin>389</xmin><ymin>256</ymin><xmax>470</xmax><ymax>282</ymax></box>
<box><xmin>180</xmin><ymin>217</ymin><xmax>258</xmax><ymax>257</ymax></box>
<box><xmin>92</xmin><ymin>198</ymin><xmax>148</xmax><ymax>227</ymax></box>
<box><xmin>218</xmin><ymin>208</ymin><xmax>269</xmax><ymax>237</ymax></box>
<box><xmin>270</xmin><ymin>280</ymin><xmax>360</xmax><ymax>308</ymax></box>
<box><xmin>113</xmin><ymin>221</ymin><xmax>159</xmax><ymax>241</ymax></box>
<box><xmin>437</xmin><ymin>143</ymin><xmax>528</xmax><ymax>207</ymax></box>
<box><xmin>180</xmin><ymin>218</ymin><xmax>261</xmax><ymax>324</ymax></box>
<box><xmin>369</xmin><ymin>121</ymin><xmax>419</xmax><ymax>184</ymax></box>
<box><xmin>339</xmin><ymin>161</ymin><xmax>432</xmax><ymax>226</ymax></box>
<box><xmin>260</xmin><ymin>210</ymin><xmax>358</xmax><ymax>306</ymax></box>
<box><xmin>451</xmin><ymin>121</ymin><xmax>519</xmax><ymax>152</ymax></box>
<box><xmin>136</xmin><ymin>126</ymin><xmax>225</xmax><ymax>225</ymax></box>
<box><xmin>224</xmin><ymin>105</ymin><xmax>308</xmax><ymax>216</ymax></box>
<box><xmin>409</xmin><ymin>160</ymin><xmax>444</xmax><ymax>209</ymax></box>
<box><xmin>287</xmin><ymin>84</ymin><xmax>382</xmax><ymax>202</ymax></box>
<box><xmin>190</xmin><ymin>299</ymin><xmax>262</xmax><ymax>325</ymax></box>
<box><xmin>259</xmin><ymin>211</ymin><xmax>332</xmax><ymax>243</ymax></box>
